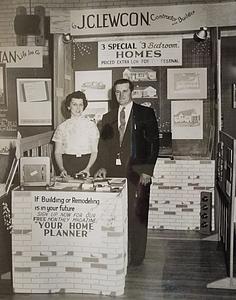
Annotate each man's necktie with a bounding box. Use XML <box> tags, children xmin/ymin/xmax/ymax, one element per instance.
<box><xmin>119</xmin><ymin>107</ymin><xmax>126</xmax><ymax>145</ymax></box>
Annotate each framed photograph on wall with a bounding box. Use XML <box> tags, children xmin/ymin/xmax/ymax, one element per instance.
<box><xmin>0</xmin><ymin>63</ymin><xmax>7</xmax><ymax>108</ymax></box>
<box><xmin>167</xmin><ymin>68</ymin><xmax>207</xmax><ymax>99</ymax></box>
<box><xmin>171</xmin><ymin>100</ymin><xmax>203</xmax><ymax>139</ymax></box>
<box><xmin>16</xmin><ymin>78</ymin><xmax>52</xmax><ymax>126</ymax></box>
<box><xmin>83</xmin><ymin>101</ymin><xmax>108</xmax><ymax>123</ymax></box>
<box><xmin>75</xmin><ymin>70</ymin><xmax>112</xmax><ymax>101</ymax></box>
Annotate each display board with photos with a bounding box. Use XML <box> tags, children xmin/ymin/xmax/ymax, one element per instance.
<box><xmin>1</xmin><ymin>56</ymin><xmax>52</xmax><ymax>138</ymax></box>
<box><xmin>72</xmin><ymin>36</ymin><xmax>214</xmax><ymax>157</ymax></box>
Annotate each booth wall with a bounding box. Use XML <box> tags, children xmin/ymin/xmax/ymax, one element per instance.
<box><xmin>0</xmin><ymin>0</ymin><xmax>235</xmax><ymax>47</ymax></box>
<box><xmin>149</xmin><ymin>159</ymin><xmax>215</xmax><ymax>231</ymax></box>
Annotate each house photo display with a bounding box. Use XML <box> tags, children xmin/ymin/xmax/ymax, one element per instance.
<box><xmin>72</xmin><ymin>35</ymin><xmax>212</xmax><ymax>156</ymax></box>
<box><xmin>167</xmin><ymin>68</ymin><xmax>207</xmax><ymax>99</ymax></box>
<box><xmin>83</xmin><ymin>101</ymin><xmax>109</xmax><ymax>123</ymax></box>
<box><xmin>75</xmin><ymin>70</ymin><xmax>112</xmax><ymax>101</ymax></box>
<box><xmin>171</xmin><ymin>100</ymin><xmax>203</xmax><ymax>139</ymax></box>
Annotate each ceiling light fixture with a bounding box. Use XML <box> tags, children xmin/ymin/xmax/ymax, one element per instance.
<box><xmin>193</xmin><ymin>27</ymin><xmax>208</xmax><ymax>42</ymax></box>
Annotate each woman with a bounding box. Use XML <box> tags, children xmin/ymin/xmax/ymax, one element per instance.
<box><xmin>52</xmin><ymin>91</ymin><xmax>99</xmax><ymax>178</ymax></box>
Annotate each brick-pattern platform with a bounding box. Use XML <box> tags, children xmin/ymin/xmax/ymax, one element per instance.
<box><xmin>149</xmin><ymin>159</ymin><xmax>215</xmax><ymax>230</ymax></box>
<box><xmin>11</xmin><ymin>186</ymin><xmax>127</xmax><ymax>296</ymax></box>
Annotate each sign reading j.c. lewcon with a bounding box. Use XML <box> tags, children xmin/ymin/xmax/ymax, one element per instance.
<box><xmin>0</xmin><ymin>47</ymin><xmax>43</xmax><ymax>68</ymax></box>
<box><xmin>70</xmin><ymin>5</ymin><xmax>206</xmax><ymax>35</ymax></box>
<box><xmin>97</xmin><ymin>36</ymin><xmax>182</xmax><ymax>68</ymax></box>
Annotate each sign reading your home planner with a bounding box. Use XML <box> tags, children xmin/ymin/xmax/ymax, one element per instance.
<box><xmin>98</xmin><ymin>36</ymin><xmax>182</xmax><ymax>67</ymax></box>
<box><xmin>32</xmin><ymin>191</ymin><xmax>102</xmax><ymax>245</ymax></box>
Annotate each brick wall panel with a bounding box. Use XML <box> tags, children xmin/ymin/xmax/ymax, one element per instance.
<box><xmin>149</xmin><ymin>159</ymin><xmax>215</xmax><ymax>231</ymax></box>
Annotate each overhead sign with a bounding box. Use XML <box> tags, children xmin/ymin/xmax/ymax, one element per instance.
<box><xmin>98</xmin><ymin>36</ymin><xmax>182</xmax><ymax>67</ymax></box>
<box><xmin>51</xmin><ymin>3</ymin><xmax>236</xmax><ymax>34</ymax></box>
<box><xmin>0</xmin><ymin>47</ymin><xmax>43</xmax><ymax>68</ymax></box>
<box><xmin>70</xmin><ymin>5</ymin><xmax>206</xmax><ymax>35</ymax></box>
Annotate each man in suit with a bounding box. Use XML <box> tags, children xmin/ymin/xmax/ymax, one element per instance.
<box><xmin>95</xmin><ymin>78</ymin><xmax>159</xmax><ymax>266</ymax></box>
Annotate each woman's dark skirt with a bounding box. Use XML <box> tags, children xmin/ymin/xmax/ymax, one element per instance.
<box><xmin>62</xmin><ymin>154</ymin><xmax>90</xmax><ymax>176</ymax></box>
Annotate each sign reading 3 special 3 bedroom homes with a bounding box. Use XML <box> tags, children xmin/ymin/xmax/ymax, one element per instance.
<box><xmin>98</xmin><ymin>37</ymin><xmax>182</xmax><ymax>67</ymax></box>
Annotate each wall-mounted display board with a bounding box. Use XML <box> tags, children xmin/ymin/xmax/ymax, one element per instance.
<box><xmin>16</xmin><ymin>78</ymin><xmax>52</xmax><ymax>126</ymax></box>
<box><xmin>1</xmin><ymin>56</ymin><xmax>52</xmax><ymax>138</ymax></box>
<box><xmin>0</xmin><ymin>63</ymin><xmax>17</xmax><ymax>137</ymax></box>
<box><xmin>71</xmin><ymin>35</ymin><xmax>214</xmax><ymax>157</ymax></box>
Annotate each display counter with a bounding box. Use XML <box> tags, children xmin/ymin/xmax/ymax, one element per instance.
<box><xmin>11</xmin><ymin>178</ymin><xmax>127</xmax><ymax>296</ymax></box>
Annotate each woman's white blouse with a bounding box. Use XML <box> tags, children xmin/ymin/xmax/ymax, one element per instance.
<box><xmin>52</xmin><ymin>116</ymin><xmax>99</xmax><ymax>156</ymax></box>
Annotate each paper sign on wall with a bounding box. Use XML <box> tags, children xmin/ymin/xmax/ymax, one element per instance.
<box><xmin>98</xmin><ymin>36</ymin><xmax>182</xmax><ymax>67</ymax></box>
<box><xmin>0</xmin><ymin>47</ymin><xmax>43</xmax><ymax>68</ymax></box>
<box><xmin>32</xmin><ymin>191</ymin><xmax>102</xmax><ymax>245</ymax></box>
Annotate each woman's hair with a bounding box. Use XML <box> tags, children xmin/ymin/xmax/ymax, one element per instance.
<box><xmin>65</xmin><ymin>91</ymin><xmax>88</xmax><ymax>111</ymax></box>
<box><xmin>113</xmin><ymin>78</ymin><xmax>134</xmax><ymax>92</ymax></box>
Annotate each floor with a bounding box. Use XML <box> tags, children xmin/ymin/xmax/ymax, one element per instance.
<box><xmin>1</xmin><ymin>230</ymin><xmax>236</xmax><ymax>300</ymax></box>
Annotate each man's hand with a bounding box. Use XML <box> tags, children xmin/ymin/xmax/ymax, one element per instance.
<box><xmin>139</xmin><ymin>173</ymin><xmax>152</xmax><ymax>186</ymax></box>
<box><xmin>94</xmin><ymin>168</ymin><xmax>107</xmax><ymax>179</ymax></box>
<box><xmin>76</xmin><ymin>169</ymin><xmax>90</xmax><ymax>179</ymax></box>
<box><xmin>60</xmin><ymin>169</ymin><xmax>68</xmax><ymax>178</ymax></box>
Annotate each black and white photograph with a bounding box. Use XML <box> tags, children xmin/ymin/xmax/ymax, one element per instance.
<box><xmin>16</xmin><ymin>78</ymin><xmax>52</xmax><ymax>125</ymax></box>
<box><xmin>1</xmin><ymin>1</ymin><xmax>236</xmax><ymax>300</ymax></box>
<box><xmin>167</xmin><ymin>67</ymin><xmax>207</xmax><ymax>99</ymax></box>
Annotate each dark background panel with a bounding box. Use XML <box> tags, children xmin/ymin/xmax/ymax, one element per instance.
<box><xmin>1</xmin><ymin>55</ymin><xmax>52</xmax><ymax>138</ymax></box>
<box><xmin>72</xmin><ymin>37</ymin><xmax>213</xmax><ymax>157</ymax></box>
<box><xmin>72</xmin><ymin>41</ymin><xmax>98</xmax><ymax>70</ymax></box>
<box><xmin>221</xmin><ymin>36</ymin><xmax>236</xmax><ymax>138</ymax></box>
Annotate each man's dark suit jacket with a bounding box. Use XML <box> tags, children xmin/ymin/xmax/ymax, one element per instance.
<box><xmin>97</xmin><ymin>102</ymin><xmax>159</xmax><ymax>183</ymax></box>
<box><xmin>95</xmin><ymin>101</ymin><xmax>159</xmax><ymax>264</ymax></box>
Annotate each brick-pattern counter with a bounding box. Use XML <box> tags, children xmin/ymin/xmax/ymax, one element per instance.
<box><xmin>11</xmin><ymin>184</ymin><xmax>127</xmax><ymax>296</ymax></box>
<box><xmin>149</xmin><ymin>159</ymin><xmax>215</xmax><ymax>230</ymax></box>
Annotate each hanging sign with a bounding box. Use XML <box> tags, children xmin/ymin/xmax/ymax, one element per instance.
<box><xmin>51</xmin><ymin>3</ymin><xmax>236</xmax><ymax>34</ymax></box>
<box><xmin>0</xmin><ymin>47</ymin><xmax>43</xmax><ymax>68</ymax></box>
<box><xmin>70</xmin><ymin>5</ymin><xmax>206</xmax><ymax>35</ymax></box>
<box><xmin>98</xmin><ymin>36</ymin><xmax>182</xmax><ymax>67</ymax></box>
